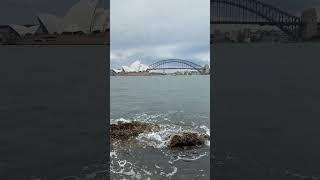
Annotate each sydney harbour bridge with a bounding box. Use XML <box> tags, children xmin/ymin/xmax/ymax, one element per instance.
<box><xmin>115</xmin><ymin>1</ymin><xmax>317</xmax><ymax>75</ymax></box>
<box><xmin>146</xmin><ymin>59</ymin><xmax>210</xmax><ymax>75</ymax></box>
<box><xmin>111</xmin><ymin>59</ymin><xmax>210</xmax><ymax>75</ymax></box>
<box><xmin>211</xmin><ymin>0</ymin><xmax>318</xmax><ymax>40</ymax></box>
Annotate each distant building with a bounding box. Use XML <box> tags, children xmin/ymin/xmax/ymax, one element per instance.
<box><xmin>0</xmin><ymin>0</ymin><xmax>109</xmax><ymax>40</ymax></box>
<box><xmin>121</xmin><ymin>61</ymin><xmax>149</xmax><ymax>72</ymax></box>
<box><xmin>37</xmin><ymin>0</ymin><xmax>108</xmax><ymax>35</ymax></box>
<box><xmin>301</xmin><ymin>8</ymin><xmax>318</xmax><ymax>40</ymax></box>
<box><xmin>0</xmin><ymin>25</ymin><xmax>26</xmax><ymax>43</ymax></box>
<box><xmin>112</xmin><ymin>61</ymin><xmax>149</xmax><ymax>75</ymax></box>
<box><xmin>12</xmin><ymin>25</ymin><xmax>40</xmax><ymax>36</ymax></box>
<box><xmin>110</xmin><ymin>69</ymin><xmax>116</xmax><ymax>76</ymax></box>
<box><xmin>203</xmin><ymin>64</ymin><xmax>210</xmax><ymax>74</ymax></box>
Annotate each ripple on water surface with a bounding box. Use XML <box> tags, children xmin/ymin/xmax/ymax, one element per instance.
<box><xmin>110</xmin><ymin>112</ymin><xmax>210</xmax><ymax>179</ymax></box>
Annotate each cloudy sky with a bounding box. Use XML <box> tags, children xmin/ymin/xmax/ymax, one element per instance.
<box><xmin>0</xmin><ymin>0</ymin><xmax>319</xmax><ymax>24</ymax></box>
<box><xmin>110</xmin><ymin>0</ymin><xmax>210</xmax><ymax>68</ymax></box>
<box><xmin>0</xmin><ymin>0</ymin><xmax>108</xmax><ymax>24</ymax></box>
<box><xmin>0</xmin><ymin>0</ymin><xmax>320</xmax><ymax>66</ymax></box>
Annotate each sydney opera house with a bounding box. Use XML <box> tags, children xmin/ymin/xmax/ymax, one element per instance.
<box><xmin>0</xmin><ymin>0</ymin><xmax>109</xmax><ymax>45</ymax></box>
<box><xmin>111</xmin><ymin>61</ymin><xmax>152</xmax><ymax>76</ymax></box>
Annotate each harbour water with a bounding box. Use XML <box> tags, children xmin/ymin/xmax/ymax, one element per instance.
<box><xmin>0</xmin><ymin>46</ymin><xmax>107</xmax><ymax>179</ymax></box>
<box><xmin>214</xmin><ymin>43</ymin><xmax>320</xmax><ymax>179</ymax></box>
<box><xmin>2</xmin><ymin>43</ymin><xmax>319</xmax><ymax>179</ymax></box>
<box><xmin>110</xmin><ymin>75</ymin><xmax>210</xmax><ymax>179</ymax></box>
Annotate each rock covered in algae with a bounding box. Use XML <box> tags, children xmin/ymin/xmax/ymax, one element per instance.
<box><xmin>168</xmin><ymin>132</ymin><xmax>209</xmax><ymax>148</ymax></box>
<box><xmin>111</xmin><ymin>121</ymin><xmax>160</xmax><ymax>141</ymax></box>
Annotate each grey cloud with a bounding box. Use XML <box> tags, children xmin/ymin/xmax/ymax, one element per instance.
<box><xmin>111</xmin><ymin>0</ymin><xmax>210</xmax><ymax>68</ymax></box>
<box><xmin>0</xmin><ymin>0</ymin><xmax>109</xmax><ymax>24</ymax></box>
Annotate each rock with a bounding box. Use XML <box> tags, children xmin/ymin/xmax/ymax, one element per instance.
<box><xmin>200</xmin><ymin>134</ymin><xmax>210</xmax><ymax>140</ymax></box>
<box><xmin>111</xmin><ymin>121</ymin><xmax>159</xmax><ymax>141</ymax></box>
<box><xmin>168</xmin><ymin>132</ymin><xmax>209</xmax><ymax>148</ymax></box>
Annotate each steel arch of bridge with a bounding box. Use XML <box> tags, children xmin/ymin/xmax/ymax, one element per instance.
<box><xmin>211</xmin><ymin>0</ymin><xmax>302</xmax><ymax>38</ymax></box>
<box><xmin>147</xmin><ymin>59</ymin><xmax>204</xmax><ymax>73</ymax></box>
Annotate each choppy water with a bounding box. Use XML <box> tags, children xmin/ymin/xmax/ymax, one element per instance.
<box><xmin>110</xmin><ymin>75</ymin><xmax>210</xmax><ymax>179</ymax></box>
<box><xmin>0</xmin><ymin>46</ymin><xmax>107</xmax><ymax>179</ymax></box>
<box><xmin>214</xmin><ymin>43</ymin><xmax>320</xmax><ymax>179</ymax></box>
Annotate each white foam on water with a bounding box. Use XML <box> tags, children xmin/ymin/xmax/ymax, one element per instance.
<box><xmin>111</xmin><ymin>112</ymin><xmax>210</xmax><ymax>179</ymax></box>
<box><xmin>110</xmin><ymin>159</ymin><xmax>136</xmax><ymax>178</ymax></box>
<box><xmin>110</xmin><ymin>118</ymin><xmax>132</xmax><ymax>124</ymax></box>
<box><xmin>135</xmin><ymin>122</ymin><xmax>211</xmax><ymax>149</ymax></box>
<box><xmin>141</xmin><ymin>169</ymin><xmax>152</xmax><ymax>176</ymax></box>
<box><xmin>136</xmin><ymin>131</ymin><xmax>168</xmax><ymax>148</ymax></box>
<box><xmin>200</xmin><ymin>125</ymin><xmax>210</xmax><ymax>146</ymax></box>
<box><xmin>118</xmin><ymin>160</ymin><xmax>128</xmax><ymax>168</ymax></box>
<box><xmin>135</xmin><ymin>123</ymin><xmax>182</xmax><ymax>149</ymax></box>
<box><xmin>200</xmin><ymin>125</ymin><xmax>210</xmax><ymax>136</ymax></box>
<box><xmin>110</xmin><ymin>150</ymin><xmax>117</xmax><ymax>158</ymax></box>
<box><xmin>122</xmin><ymin>169</ymin><xmax>135</xmax><ymax>176</ymax></box>
<box><xmin>198</xmin><ymin>115</ymin><xmax>209</xmax><ymax>119</ymax></box>
<box><xmin>110</xmin><ymin>149</ymin><xmax>137</xmax><ymax>179</ymax></box>
<box><xmin>168</xmin><ymin>152</ymin><xmax>208</xmax><ymax>164</ymax></box>
<box><xmin>166</xmin><ymin>166</ymin><xmax>178</xmax><ymax>178</ymax></box>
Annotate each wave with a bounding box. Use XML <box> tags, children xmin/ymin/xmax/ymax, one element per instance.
<box><xmin>110</xmin><ymin>112</ymin><xmax>210</xmax><ymax>179</ymax></box>
<box><xmin>111</xmin><ymin>117</ymin><xmax>210</xmax><ymax>149</ymax></box>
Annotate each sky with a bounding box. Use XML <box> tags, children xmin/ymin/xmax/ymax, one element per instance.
<box><xmin>0</xmin><ymin>0</ymin><xmax>109</xmax><ymax>24</ymax></box>
<box><xmin>110</xmin><ymin>0</ymin><xmax>210</xmax><ymax>68</ymax></box>
<box><xmin>0</xmin><ymin>0</ymin><xmax>320</xmax><ymax>67</ymax></box>
<box><xmin>0</xmin><ymin>0</ymin><xmax>319</xmax><ymax>24</ymax></box>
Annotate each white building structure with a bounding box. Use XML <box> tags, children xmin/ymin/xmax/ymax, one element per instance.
<box><xmin>112</xmin><ymin>61</ymin><xmax>149</xmax><ymax>73</ymax></box>
<box><xmin>7</xmin><ymin>25</ymin><xmax>40</xmax><ymax>36</ymax></box>
<box><xmin>0</xmin><ymin>0</ymin><xmax>109</xmax><ymax>38</ymax></box>
<box><xmin>37</xmin><ymin>0</ymin><xmax>108</xmax><ymax>34</ymax></box>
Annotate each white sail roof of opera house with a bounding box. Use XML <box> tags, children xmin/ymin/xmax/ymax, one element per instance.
<box><xmin>112</xmin><ymin>68</ymin><xmax>123</xmax><ymax>73</ymax></box>
<box><xmin>91</xmin><ymin>8</ymin><xmax>109</xmax><ymax>32</ymax></box>
<box><xmin>8</xmin><ymin>24</ymin><xmax>40</xmax><ymax>36</ymax></box>
<box><xmin>37</xmin><ymin>14</ymin><xmax>63</xmax><ymax>34</ymax></box>
<box><xmin>121</xmin><ymin>61</ymin><xmax>149</xmax><ymax>72</ymax></box>
<box><xmin>37</xmin><ymin>0</ymin><xmax>108</xmax><ymax>34</ymax></box>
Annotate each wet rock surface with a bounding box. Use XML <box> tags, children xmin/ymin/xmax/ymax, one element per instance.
<box><xmin>111</xmin><ymin>121</ymin><xmax>160</xmax><ymax>141</ymax></box>
<box><xmin>168</xmin><ymin>132</ymin><xmax>209</xmax><ymax>148</ymax></box>
<box><xmin>111</xmin><ymin>121</ymin><xmax>209</xmax><ymax>149</ymax></box>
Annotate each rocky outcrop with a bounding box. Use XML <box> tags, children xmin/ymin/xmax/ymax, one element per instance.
<box><xmin>168</xmin><ymin>132</ymin><xmax>209</xmax><ymax>148</ymax></box>
<box><xmin>111</xmin><ymin>121</ymin><xmax>210</xmax><ymax>149</ymax></box>
<box><xmin>111</xmin><ymin>121</ymin><xmax>159</xmax><ymax>141</ymax></box>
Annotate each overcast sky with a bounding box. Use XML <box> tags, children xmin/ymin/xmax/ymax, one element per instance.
<box><xmin>0</xmin><ymin>0</ymin><xmax>320</xmax><ymax>67</ymax></box>
<box><xmin>0</xmin><ymin>0</ymin><xmax>109</xmax><ymax>24</ymax></box>
<box><xmin>0</xmin><ymin>0</ymin><xmax>319</xmax><ymax>24</ymax></box>
<box><xmin>110</xmin><ymin>0</ymin><xmax>210</xmax><ymax>68</ymax></box>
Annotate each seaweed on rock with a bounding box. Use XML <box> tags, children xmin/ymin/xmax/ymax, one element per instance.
<box><xmin>111</xmin><ymin>121</ymin><xmax>160</xmax><ymax>141</ymax></box>
<box><xmin>168</xmin><ymin>132</ymin><xmax>209</xmax><ymax>148</ymax></box>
